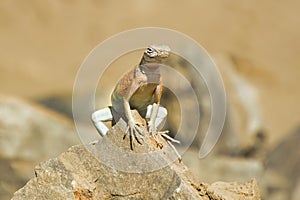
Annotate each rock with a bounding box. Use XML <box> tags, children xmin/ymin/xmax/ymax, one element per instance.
<box><xmin>12</xmin><ymin>116</ymin><xmax>261</xmax><ymax>199</ymax></box>
<box><xmin>201</xmin><ymin>179</ymin><xmax>260</xmax><ymax>200</ymax></box>
<box><xmin>11</xmin><ymin>142</ymin><xmax>199</xmax><ymax>198</ymax></box>
<box><xmin>0</xmin><ymin>96</ymin><xmax>79</xmax><ymax>161</ymax></box>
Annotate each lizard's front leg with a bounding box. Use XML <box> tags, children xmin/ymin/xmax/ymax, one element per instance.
<box><xmin>123</xmin><ymin>99</ymin><xmax>144</xmax><ymax>149</ymax></box>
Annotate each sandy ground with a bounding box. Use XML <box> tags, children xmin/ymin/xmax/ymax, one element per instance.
<box><xmin>0</xmin><ymin>0</ymin><xmax>299</xmax><ymax>148</ymax></box>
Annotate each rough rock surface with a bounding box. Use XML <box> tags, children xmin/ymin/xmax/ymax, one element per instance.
<box><xmin>12</xmin><ymin>113</ymin><xmax>261</xmax><ymax>200</ymax></box>
<box><xmin>199</xmin><ymin>179</ymin><xmax>260</xmax><ymax>200</ymax></box>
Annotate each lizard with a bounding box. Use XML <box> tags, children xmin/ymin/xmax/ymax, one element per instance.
<box><xmin>91</xmin><ymin>45</ymin><xmax>180</xmax><ymax>151</ymax></box>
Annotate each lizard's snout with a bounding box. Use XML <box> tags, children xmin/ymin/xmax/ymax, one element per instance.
<box><xmin>159</xmin><ymin>51</ymin><xmax>169</xmax><ymax>58</ymax></box>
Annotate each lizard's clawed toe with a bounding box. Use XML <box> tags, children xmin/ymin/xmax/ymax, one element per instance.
<box><xmin>123</xmin><ymin>121</ymin><xmax>145</xmax><ymax>150</ymax></box>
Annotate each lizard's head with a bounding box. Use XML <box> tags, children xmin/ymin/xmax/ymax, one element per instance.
<box><xmin>142</xmin><ymin>45</ymin><xmax>171</xmax><ymax>63</ymax></box>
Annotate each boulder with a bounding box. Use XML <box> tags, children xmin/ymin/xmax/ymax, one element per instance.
<box><xmin>12</xmin><ymin>116</ymin><xmax>261</xmax><ymax>199</ymax></box>
<box><xmin>0</xmin><ymin>96</ymin><xmax>79</xmax><ymax>161</ymax></box>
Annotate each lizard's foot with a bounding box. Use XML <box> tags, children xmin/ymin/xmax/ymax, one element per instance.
<box><xmin>160</xmin><ymin>131</ymin><xmax>182</xmax><ymax>162</ymax></box>
<box><xmin>149</xmin><ymin>128</ymin><xmax>182</xmax><ymax>162</ymax></box>
<box><xmin>160</xmin><ymin>131</ymin><xmax>180</xmax><ymax>144</ymax></box>
<box><xmin>147</xmin><ymin>118</ymin><xmax>180</xmax><ymax>143</ymax></box>
<box><xmin>148</xmin><ymin>122</ymin><xmax>159</xmax><ymax>136</ymax></box>
<box><xmin>148</xmin><ymin>124</ymin><xmax>180</xmax><ymax>143</ymax></box>
<box><xmin>123</xmin><ymin>120</ymin><xmax>144</xmax><ymax>150</ymax></box>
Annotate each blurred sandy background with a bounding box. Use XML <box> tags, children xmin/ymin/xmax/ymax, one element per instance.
<box><xmin>1</xmin><ymin>0</ymin><xmax>300</xmax><ymax>199</ymax></box>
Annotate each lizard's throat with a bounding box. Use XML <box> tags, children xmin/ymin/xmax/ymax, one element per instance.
<box><xmin>139</xmin><ymin>64</ymin><xmax>160</xmax><ymax>73</ymax></box>
<box><xmin>139</xmin><ymin>64</ymin><xmax>161</xmax><ymax>84</ymax></box>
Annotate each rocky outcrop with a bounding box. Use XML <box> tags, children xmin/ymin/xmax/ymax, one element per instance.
<box><xmin>12</xmin><ymin>116</ymin><xmax>261</xmax><ymax>200</ymax></box>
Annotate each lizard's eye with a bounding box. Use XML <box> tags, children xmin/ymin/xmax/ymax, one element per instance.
<box><xmin>145</xmin><ymin>47</ymin><xmax>158</xmax><ymax>57</ymax></box>
<box><xmin>146</xmin><ymin>47</ymin><xmax>154</xmax><ymax>54</ymax></box>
